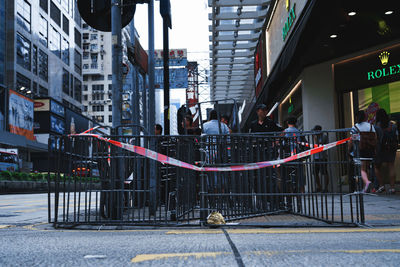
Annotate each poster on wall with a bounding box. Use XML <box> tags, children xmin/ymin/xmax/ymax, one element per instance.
<box><xmin>8</xmin><ymin>90</ymin><xmax>35</xmax><ymax>140</ymax></box>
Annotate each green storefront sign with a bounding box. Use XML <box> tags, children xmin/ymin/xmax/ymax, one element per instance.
<box><xmin>282</xmin><ymin>3</ymin><xmax>296</xmax><ymax>41</ymax></box>
<box><xmin>367</xmin><ymin>64</ymin><xmax>400</xmax><ymax>81</ymax></box>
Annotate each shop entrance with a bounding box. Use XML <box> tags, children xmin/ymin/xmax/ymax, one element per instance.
<box><xmin>339</xmin><ymin>80</ymin><xmax>400</xmax><ymax>184</ymax></box>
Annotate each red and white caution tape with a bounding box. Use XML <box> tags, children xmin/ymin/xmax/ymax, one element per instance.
<box><xmin>70</xmin><ymin>132</ymin><xmax>350</xmax><ymax>172</ymax></box>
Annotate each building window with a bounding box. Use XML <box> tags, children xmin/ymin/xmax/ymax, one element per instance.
<box><xmin>16</xmin><ymin>32</ymin><xmax>31</xmax><ymax>70</ymax></box>
<box><xmin>62</xmin><ymin>15</ymin><xmax>69</xmax><ymax>35</ymax></box>
<box><xmin>38</xmin><ymin>49</ymin><xmax>48</xmax><ymax>81</ymax></box>
<box><xmin>83</xmin><ymin>33</ymin><xmax>89</xmax><ymax>40</ymax></box>
<box><xmin>83</xmin><ymin>64</ymin><xmax>89</xmax><ymax>69</ymax></box>
<box><xmin>90</xmin><ymin>34</ymin><xmax>97</xmax><ymax>40</ymax></box>
<box><xmin>32</xmin><ymin>82</ymin><xmax>38</xmax><ymax>96</ymax></box>
<box><xmin>61</xmin><ymin>38</ymin><xmax>69</xmax><ymax>65</ymax></box>
<box><xmin>108</xmin><ymin>105</ymin><xmax>112</xmax><ymax>111</ymax></box>
<box><xmin>109</xmin><ymin>115</ymin><xmax>112</xmax><ymax>123</ymax></box>
<box><xmin>62</xmin><ymin>68</ymin><xmax>69</xmax><ymax>95</ymax></box>
<box><xmin>50</xmin><ymin>1</ymin><xmax>61</xmax><ymax>26</ymax></box>
<box><xmin>40</xmin><ymin>0</ymin><xmax>48</xmax><ymax>13</ymax></box>
<box><xmin>74</xmin><ymin>77</ymin><xmax>82</xmax><ymax>102</ymax></box>
<box><xmin>83</xmin><ymin>85</ymin><xmax>88</xmax><ymax>91</ymax></box>
<box><xmin>74</xmin><ymin>49</ymin><xmax>82</xmax><ymax>75</ymax></box>
<box><xmin>83</xmin><ymin>52</ymin><xmax>89</xmax><ymax>59</ymax></box>
<box><xmin>83</xmin><ymin>95</ymin><xmax>88</xmax><ymax>101</ymax></box>
<box><xmin>69</xmin><ymin>74</ymin><xmax>73</xmax><ymax>97</ymax></box>
<box><xmin>32</xmin><ymin>45</ymin><xmax>38</xmax><ymax>75</ymax></box>
<box><xmin>108</xmin><ymin>74</ymin><xmax>112</xmax><ymax>80</ymax></box>
<box><xmin>74</xmin><ymin>0</ymin><xmax>81</xmax><ymax>26</ymax></box>
<box><xmin>90</xmin><ymin>44</ymin><xmax>98</xmax><ymax>51</ymax></box>
<box><xmin>92</xmin><ymin>84</ymin><xmax>104</xmax><ymax>91</ymax></box>
<box><xmin>16</xmin><ymin>0</ymin><xmax>31</xmax><ymax>33</ymax></box>
<box><xmin>91</xmin><ymin>54</ymin><xmax>98</xmax><ymax>62</ymax></box>
<box><xmin>61</xmin><ymin>0</ymin><xmax>69</xmax><ymax>14</ymax></box>
<box><xmin>49</xmin><ymin>27</ymin><xmax>61</xmax><ymax>58</ymax></box>
<box><xmin>16</xmin><ymin>72</ymin><xmax>30</xmax><ymax>93</ymax></box>
<box><xmin>83</xmin><ymin>106</ymin><xmax>87</xmax><ymax>112</ymax></box>
<box><xmin>39</xmin><ymin>85</ymin><xmax>48</xmax><ymax>96</ymax></box>
<box><xmin>74</xmin><ymin>28</ymin><xmax>81</xmax><ymax>48</ymax></box>
<box><xmin>92</xmin><ymin>75</ymin><xmax>104</xmax><ymax>81</ymax></box>
<box><xmin>39</xmin><ymin>15</ymin><xmax>48</xmax><ymax>47</ymax></box>
<box><xmin>97</xmin><ymin>116</ymin><xmax>104</xmax><ymax>122</ymax></box>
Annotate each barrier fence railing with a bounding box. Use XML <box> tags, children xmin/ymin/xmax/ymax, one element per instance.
<box><xmin>48</xmin><ymin>129</ymin><xmax>366</xmax><ymax>227</ymax></box>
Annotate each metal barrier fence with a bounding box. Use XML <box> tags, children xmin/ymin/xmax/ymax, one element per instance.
<box><xmin>48</xmin><ymin>129</ymin><xmax>366</xmax><ymax>227</ymax></box>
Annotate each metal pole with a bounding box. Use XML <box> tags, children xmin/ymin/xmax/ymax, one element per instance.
<box><xmin>163</xmin><ymin>20</ymin><xmax>170</xmax><ymax>135</ymax></box>
<box><xmin>111</xmin><ymin>0</ymin><xmax>122</xmax><ymax>131</ymax></box>
<box><xmin>148</xmin><ymin>0</ymin><xmax>156</xmax><ymax>216</ymax></box>
<box><xmin>148</xmin><ymin>0</ymin><xmax>155</xmax><ymax>134</ymax></box>
<box><xmin>111</xmin><ymin>0</ymin><xmax>123</xmax><ymax>220</ymax></box>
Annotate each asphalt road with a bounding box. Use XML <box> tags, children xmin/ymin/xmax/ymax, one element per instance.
<box><xmin>1</xmin><ymin>194</ymin><xmax>400</xmax><ymax>266</ymax></box>
<box><xmin>1</xmin><ymin>225</ymin><xmax>400</xmax><ymax>266</ymax></box>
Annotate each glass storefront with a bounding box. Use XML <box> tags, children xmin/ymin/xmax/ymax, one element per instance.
<box><xmin>358</xmin><ymin>80</ymin><xmax>400</xmax><ymax>124</ymax></box>
<box><xmin>341</xmin><ymin>80</ymin><xmax>400</xmax><ymax>182</ymax></box>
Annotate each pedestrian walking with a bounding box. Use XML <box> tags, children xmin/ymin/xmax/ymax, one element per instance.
<box><xmin>374</xmin><ymin>109</ymin><xmax>398</xmax><ymax>194</ymax></box>
<box><xmin>349</xmin><ymin>110</ymin><xmax>377</xmax><ymax>193</ymax></box>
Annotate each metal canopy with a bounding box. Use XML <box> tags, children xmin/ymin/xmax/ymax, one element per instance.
<box><xmin>209</xmin><ymin>0</ymin><xmax>271</xmax><ymax>102</ymax></box>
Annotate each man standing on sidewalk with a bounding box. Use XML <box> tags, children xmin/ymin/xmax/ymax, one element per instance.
<box><xmin>249</xmin><ymin>104</ymin><xmax>282</xmax><ymax>133</ymax></box>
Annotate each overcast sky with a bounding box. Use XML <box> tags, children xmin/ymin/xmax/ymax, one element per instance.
<box><xmin>134</xmin><ymin>0</ymin><xmax>210</xmax><ymax>63</ymax></box>
<box><xmin>134</xmin><ymin>0</ymin><xmax>212</xmax><ymax>118</ymax></box>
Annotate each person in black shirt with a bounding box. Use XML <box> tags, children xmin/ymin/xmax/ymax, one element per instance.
<box><xmin>249</xmin><ymin>104</ymin><xmax>282</xmax><ymax>133</ymax></box>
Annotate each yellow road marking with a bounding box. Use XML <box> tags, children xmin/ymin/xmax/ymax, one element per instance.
<box><xmin>166</xmin><ymin>228</ymin><xmax>400</xmax><ymax>235</ymax></box>
<box><xmin>167</xmin><ymin>229</ymin><xmax>223</xmax><ymax>234</ymax></box>
<box><xmin>131</xmin><ymin>252</ymin><xmax>230</xmax><ymax>263</ymax></box>
<box><xmin>14</xmin><ymin>207</ymin><xmax>48</xmax><ymax>213</ymax></box>
<box><xmin>0</xmin><ymin>225</ymin><xmax>14</xmax><ymax>229</ymax></box>
<box><xmin>130</xmin><ymin>249</ymin><xmax>400</xmax><ymax>263</ymax></box>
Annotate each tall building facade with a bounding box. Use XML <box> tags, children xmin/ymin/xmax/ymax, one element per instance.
<box><xmin>0</xmin><ymin>0</ymin><xmax>6</xmax><ymax>131</ymax></box>
<box><xmin>81</xmin><ymin>24</ymin><xmax>113</xmax><ymax>126</ymax></box>
<box><xmin>5</xmin><ymin>0</ymin><xmax>83</xmax><ymax>110</ymax></box>
<box><xmin>0</xmin><ymin>0</ymin><xmax>84</xmax><ymax>171</ymax></box>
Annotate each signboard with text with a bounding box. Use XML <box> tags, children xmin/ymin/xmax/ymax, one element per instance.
<box><xmin>155</xmin><ymin>68</ymin><xmax>188</xmax><ymax>89</ymax></box>
<box><xmin>334</xmin><ymin>44</ymin><xmax>400</xmax><ymax>92</ymax></box>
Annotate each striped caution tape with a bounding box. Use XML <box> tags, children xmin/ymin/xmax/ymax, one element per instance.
<box><xmin>70</xmin><ymin>132</ymin><xmax>350</xmax><ymax>172</ymax></box>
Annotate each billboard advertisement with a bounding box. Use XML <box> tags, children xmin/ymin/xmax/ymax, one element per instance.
<box><xmin>50</xmin><ymin>115</ymin><xmax>65</xmax><ymax>134</ymax></box>
<box><xmin>34</xmin><ymin>99</ymin><xmax>50</xmax><ymax>111</ymax></box>
<box><xmin>50</xmin><ymin>100</ymin><xmax>65</xmax><ymax>117</ymax></box>
<box><xmin>155</xmin><ymin>68</ymin><xmax>188</xmax><ymax>89</ymax></box>
<box><xmin>8</xmin><ymin>90</ymin><xmax>35</xmax><ymax>140</ymax></box>
<box><xmin>65</xmin><ymin>109</ymin><xmax>89</xmax><ymax>134</ymax></box>
<box><xmin>154</xmin><ymin>49</ymin><xmax>187</xmax><ymax>67</ymax></box>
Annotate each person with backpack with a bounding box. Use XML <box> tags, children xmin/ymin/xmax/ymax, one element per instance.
<box><xmin>374</xmin><ymin>109</ymin><xmax>398</xmax><ymax>194</ymax></box>
<box><xmin>349</xmin><ymin>110</ymin><xmax>377</xmax><ymax>193</ymax></box>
